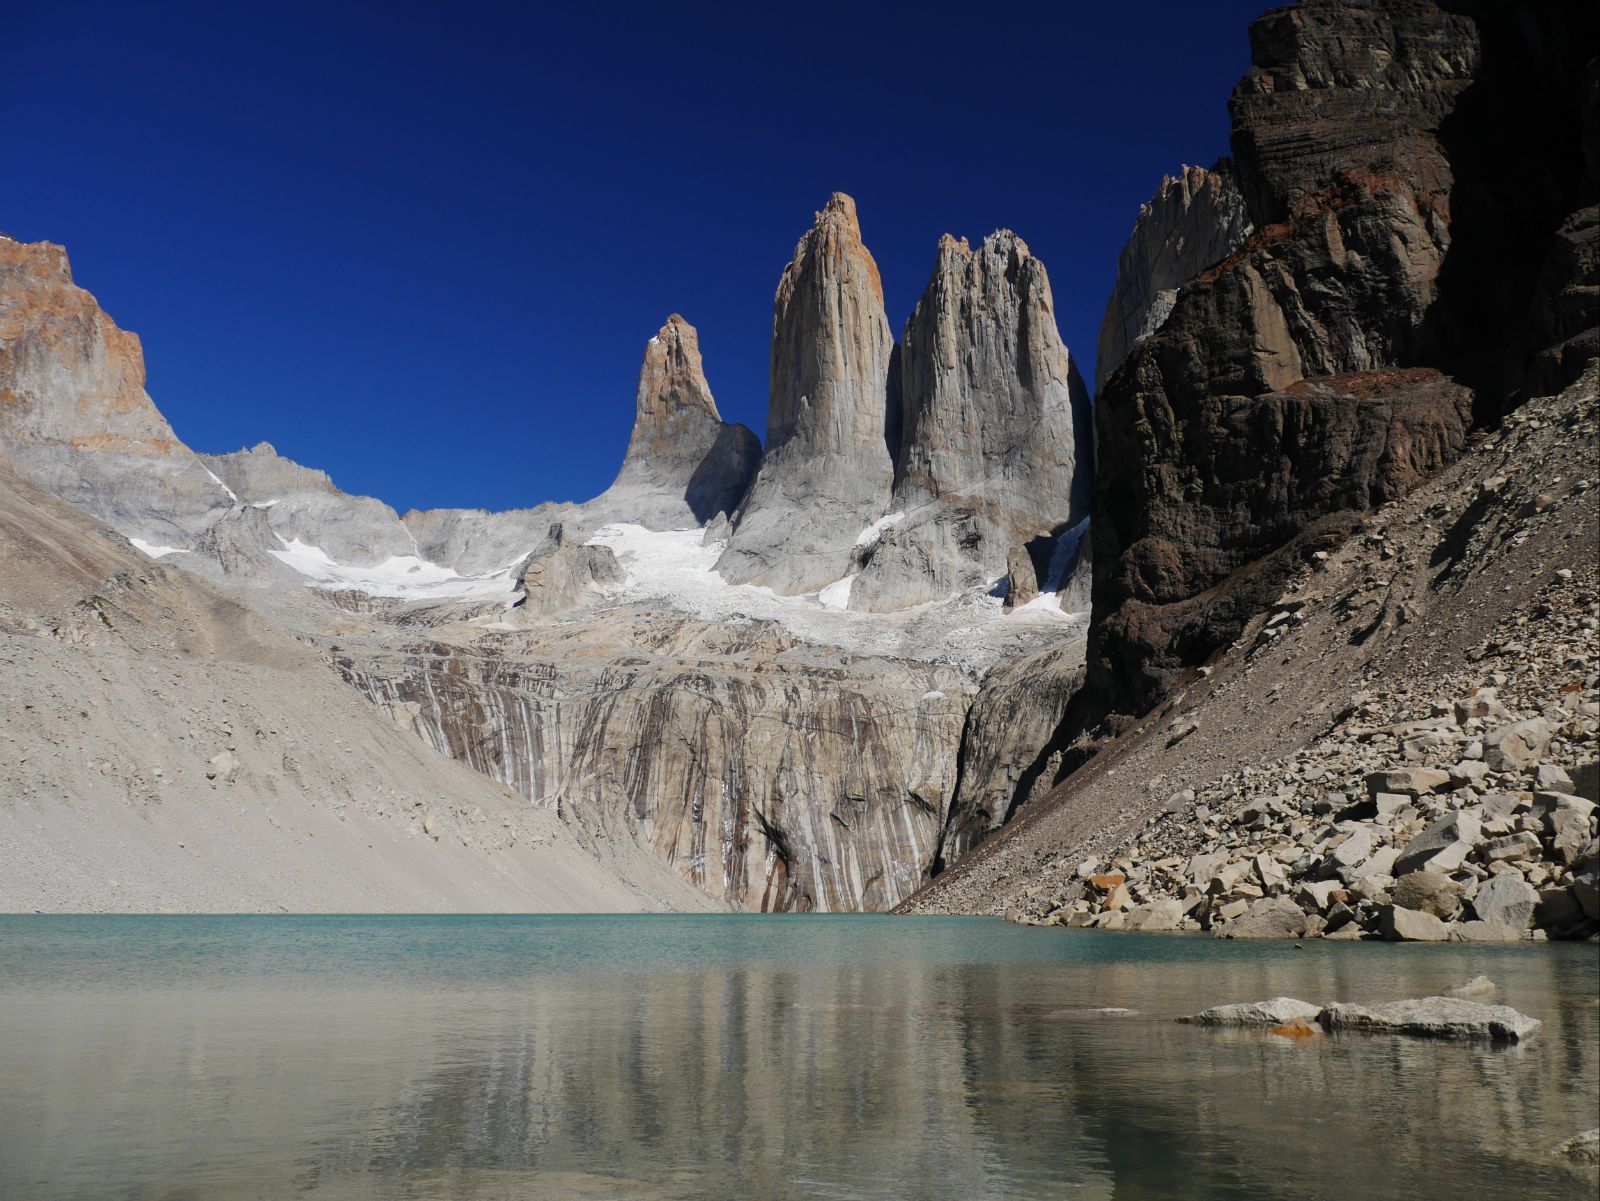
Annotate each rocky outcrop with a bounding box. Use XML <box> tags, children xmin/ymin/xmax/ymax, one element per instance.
<box><xmin>0</xmin><ymin>236</ymin><xmax>233</xmax><ymax>543</ymax></box>
<box><xmin>850</xmin><ymin>232</ymin><xmax>1093</xmax><ymax>613</ymax></box>
<box><xmin>337</xmin><ymin>612</ymin><xmax>973</xmax><ymax>911</ymax></box>
<box><xmin>515</xmin><ymin>522</ymin><xmax>626</xmax><ymax>620</ymax></box>
<box><xmin>1087</xmin><ymin>0</ymin><xmax>1599</xmax><ymax>723</ymax></box>
<box><xmin>1087</xmin><ymin>0</ymin><xmax>1487</xmax><ymax>720</ymax></box>
<box><xmin>933</xmin><ymin>643</ymin><xmax>1085</xmax><ymax>873</ymax></box>
<box><xmin>1095</xmin><ymin>162</ymin><xmax>1252</xmax><ymax>392</ymax></box>
<box><xmin>716</xmin><ymin>194</ymin><xmax>896</xmax><ymax>595</ymax></box>
<box><xmin>598</xmin><ymin>314</ymin><xmax>760</xmax><ymax>528</ymax></box>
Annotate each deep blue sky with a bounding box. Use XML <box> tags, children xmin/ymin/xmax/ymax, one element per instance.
<box><xmin>5</xmin><ymin>1</ymin><xmax>1266</xmax><ymax>513</ymax></box>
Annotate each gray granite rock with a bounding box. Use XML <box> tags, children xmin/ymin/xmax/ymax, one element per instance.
<box><xmin>717</xmin><ymin>194</ymin><xmax>896</xmax><ymax>594</ymax></box>
<box><xmin>1317</xmin><ymin>997</ymin><xmax>1540</xmax><ymax>1043</ymax></box>
<box><xmin>851</xmin><ymin>230</ymin><xmax>1093</xmax><ymax>612</ymax></box>
<box><xmin>1178</xmin><ymin>997</ymin><xmax>1321</xmax><ymax>1027</ymax></box>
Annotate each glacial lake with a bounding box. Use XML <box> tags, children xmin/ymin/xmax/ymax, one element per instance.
<box><xmin>0</xmin><ymin>916</ymin><xmax>1595</xmax><ymax>1200</ymax></box>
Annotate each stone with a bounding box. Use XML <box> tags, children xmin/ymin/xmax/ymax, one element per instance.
<box><xmin>717</xmin><ymin>194</ymin><xmax>896</xmax><ymax>595</ymax></box>
<box><xmin>1123</xmin><ymin>898</ymin><xmax>1186</xmax><ymax>932</ymax></box>
<box><xmin>1483</xmin><ymin>718</ymin><xmax>1554</xmax><ymax>771</ymax></box>
<box><xmin>1293</xmin><ymin>879</ymin><xmax>1344</xmax><ymax>913</ymax></box>
<box><xmin>853</xmin><ymin>230</ymin><xmax>1092</xmax><ymax>612</ymax></box>
<box><xmin>1366</xmin><ymin>768</ymin><xmax>1450</xmax><ymax>798</ymax></box>
<box><xmin>1317</xmin><ymin>998</ymin><xmax>1541</xmax><ymax>1043</ymax></box>
<box><xmin>1393</xmin><ymin>810</ymin><xmax>1482</xmax><ymax>877</ymax></box>
<box><xmin>1480</xmin><ymin>832</ymin><xmax>1541</xmax><ymax>864</ymax></box>
<box><xmin>597</xmin><ymin>314</ymin><xmax>761</xmax><ymax>529</ymax></box>
<box><xmin>1390</xmin><ymin>870</ymin><xmax>1461</xmax><ymax>920</ymax></box>
<box><xmin>205</xmin><ymin>750</ymin><xmax>239</xmax><ymax>784</ymax></box>
<box><xmin>1445</xmin><ymin>975</ymin><xmax>1496</xmax><ymax>998</ymax></box>
<box><xmin>1224</xmin><ymin>895</ymin><xmax>1311</xmax><ymax>940</ymax></box>
<box><xmin>1330</xmin><ymin>825</ymin><xmax>1378</xmax><ymax>872</ymax></box>
<box><xmin>1534</xmin><ymin>764</ymin><xmax>1574</xmax><ymax>791</ymax></box>
<box><xmin>1535</xmin><ymin>887</ymin><xmax>1584</xmax><ymax>932</ymax></box>
<box><xmin>1269</xmin><ymin>1018</ymin><xmax>1320</xmax><ymax>1039</ymax></box>
<box><xmin>1253</xmin><ymin>851</ymin><xmax>1287</xmax><ymax>891</ymax></box>
<box><xmin>1471</xmin><ymin>873</ymin><xmax>1539</xmax><ymax>930</ymax></box>
<box><xmin>1178</xmin><ymin>997</ymin><xmax>1321</xmax><ymax>1027</ymax></box>
<box><xmin>1379</xmin><ymin>905</ymin><xmax>1450</xmax><ymax>942</ymax></box>
<box><xmin>1555</xmin><ymin>1130</ymin><xmax>1600</xmax><ymax>1164</ymax></box>
<box><xmin>1088</xmin><ymin>872</ymin><xmax>1126</xmax><ymax>893</ymax></box>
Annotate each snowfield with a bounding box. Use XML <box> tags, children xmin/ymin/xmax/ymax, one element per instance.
<box><xmin>265</xmin><ymin>537</ymin><xmax>524</xmax><ymax>601</ymax></box>
<box><xmin>586</xmin><ymin>523</ymin><xmax>1082</xmax><ymax>672</ymax></box>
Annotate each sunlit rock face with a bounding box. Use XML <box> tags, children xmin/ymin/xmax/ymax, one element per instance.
<box><xmin>716</xmin><ymin>193</ymin><xmax>897</xmax><ymax>595</ymax></box>
<box><xmin>850</xmin><ymin>231</ymin><xmax>1093</xmax><ymax>614</ymax></box>
<box><xmin>597</xmin><ymin>313</ymin><xmax>760</xmax><ymax>529</ymax></box>
<box><xmin>0</xmin><ymin>236</ymin><xmax>233</xmax><ymax>543</ymax></box>
<box><xmin>336</xmin><ymin>610</ymin><xmax>974</xmax><ymax>912</ymax></box>
<box><xmin>1095</xmin><ymin>162</ymin><xmax>1252</xmax><ymax>393</ymax></box>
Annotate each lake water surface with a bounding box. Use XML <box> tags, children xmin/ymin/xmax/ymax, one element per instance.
<box><xmin>1</xmin><ymin>915</ymin><xmax>1596</xmax><ymax>1200</ymax></box>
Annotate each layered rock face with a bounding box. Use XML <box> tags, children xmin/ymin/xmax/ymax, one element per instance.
<box><xmin>716</xmin><ymin>194</ymin><xmax>896</xmax><ymax>594</ymax></box>
<box><xmin>1087</xmin><ymin>0</ymin><xmax>1491</xmax><ymax>719</ymax></box>
<box><xmin>0</xmin><ymin>236</ymin><xmax>233</xmax><ymax>542</ymax></box>
<box><xmin>337</xmin><ymin>614</ymin><xmax>973</xmax><ymax>911</ymax></box>
<box><xmin>1095</xmin><ymin>162</ymin><xmax>1252</xmax><ymax>392</ymax></box>
<box><xmin>598</xmin><ymin>314</ymin><xmax>760</xmax><ymax>528</ymax></box>
<box><xmin>850</xmin><ymin>232</ymin><xmax>1093</xmax><ymax>613</ymax></box>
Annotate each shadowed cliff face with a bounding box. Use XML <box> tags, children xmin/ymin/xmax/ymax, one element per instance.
<box><xmin>1084</xmin><ymin>0</ymin><xmax>1597</xmax><ymax>721</ymax></box>
<box><xmin>1095</xmin><ymin>163</ymin><xmax>1253</xmax><ymax>393</ymax></box>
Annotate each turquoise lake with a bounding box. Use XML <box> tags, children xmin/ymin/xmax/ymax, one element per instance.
<box><xmin>0</xmin><ymin>915</ymin><xmax>1596</xmax><ymax>1200</ymax></box>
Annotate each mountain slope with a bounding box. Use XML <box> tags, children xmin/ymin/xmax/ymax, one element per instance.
<box><xmin>902</xmin><ymin>366</ymin><xmax>1599</xmax><ymax>926</ymax></box>
<box><xmin>0</xmin><ymin>465</ymin><xmax>718</xmax><ymax>913</ymax></box>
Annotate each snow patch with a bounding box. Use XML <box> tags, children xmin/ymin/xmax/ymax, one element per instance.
<box><xmin>130</xmin><ymin>538</ymin><xmax>188</xmax><ymax>559</ymax></box>
<box><xmin>582</xmin><ymin>523</ymin><xmax>1084</xmax><ymax>672</ymax></box>
<box><xmin>266</xmin><ymin>537</ymin><xmax>521</xmax><ymax>600</ymax></box>
<box><xmin>816</xmin><ymin>574</ymin><xmax>856</xmax><ymax>610</ymax></box>
<box><xmin>1014</xmin><ymin>517</ymin><xmax>1090</xmax><ymax>615</ymax></box>
<box><xmin>201</xmin><ymin>466</ymin><xmax>239</xmax><ymax>505</ymax></box>
<box><xmin>854</xmin><ymin>512</ymin><xmax>905</xmax><ymax>548</ymax></box>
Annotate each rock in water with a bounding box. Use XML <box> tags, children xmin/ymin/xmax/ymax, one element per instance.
<box><xmin>1317</xmin><ymin>997</ymin><xmax>1541</xmax><ymax>1043</ymax></box>
<box><xmin>597</xmin><ymin>314</ymin><xmax>760</xmax><ymax>529</ymax></box>
<box><xmin>850</xmin><ymin>231</ymin><xmax>1093</xmax><ymax>612</ymax></box>
<box><xmin>717</xmin><ymin>194</ymin><xmax>896</xmax><ymax>594</ymax></box>
<box><xmin>1178</xmin><ymin>997</ymin><xmax>1322</xmax><ymax>1027</ymax></box>
<box><xmin>1096</xmin><ymin>161</ymin><xmax>1252</xmax><ymax>392</ymax></box>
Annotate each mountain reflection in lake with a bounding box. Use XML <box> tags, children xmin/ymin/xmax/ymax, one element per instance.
<box><xmin>1</xmin><ymin>915</ymin><xmax>1595</xmax><ymax>1200</ymax></box>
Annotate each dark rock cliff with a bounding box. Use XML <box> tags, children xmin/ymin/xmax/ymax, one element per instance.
<box><xmin>1085</xmin><ymin>0</ymin><xmax>1598</xmax><ymax>721</ymax></box>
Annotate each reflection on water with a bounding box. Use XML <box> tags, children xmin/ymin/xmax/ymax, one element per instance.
<box><xmin>0</xmin><ymin>916</ymin><xmax>1595</xmax><ymax>1200</ymax></box>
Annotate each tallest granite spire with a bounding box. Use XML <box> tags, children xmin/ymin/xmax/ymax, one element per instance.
<box><xmin>715</xmin><ymin>193</ymin><xmax>896</xmax><ymax>594</ymax></box>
